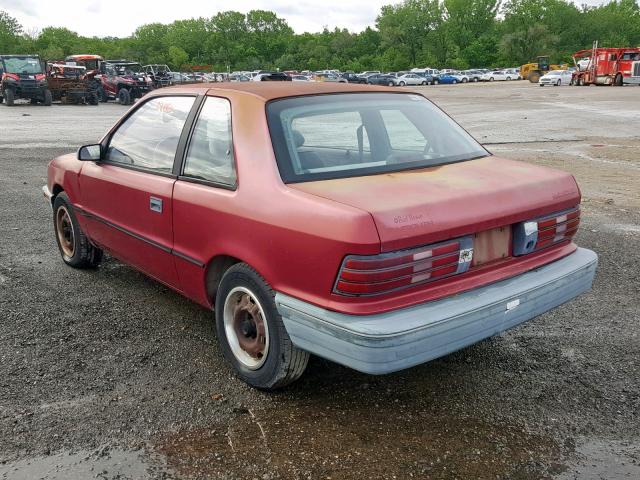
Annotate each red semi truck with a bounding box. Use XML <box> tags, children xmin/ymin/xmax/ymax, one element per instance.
<box><xmin>572</xmin><ymin>42</ymin><xmax>640</xmax><ymax>86</ymax></box>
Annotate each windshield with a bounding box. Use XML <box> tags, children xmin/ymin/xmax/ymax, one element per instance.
<box><xmin>115</xmin><ymin>64</ymin><xmax>142</xmax><ymax>75</ymax></box>
<box><xmin>267</xmin><ymin>93</ymin><xmax>488</xmax><ymax>183</ymax></box>
<box><xmin>82</xmin><ymin>59</ymin><xmax>100</xmax><ymax>71</ymax></box>
<box><xmin>2</xmin><ymin>56</ymin><xmax>42</xmax><ymax>74</ymax></box>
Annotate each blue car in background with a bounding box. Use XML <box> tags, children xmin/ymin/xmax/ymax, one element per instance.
<box><xmin>437</xmin><ymin>74</ymin><xmax>461</xmax><ymax>84</ymax></box>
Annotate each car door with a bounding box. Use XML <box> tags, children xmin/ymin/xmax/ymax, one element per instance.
<box><xmin>171</xmin><ymin>96</ymin><xmax>238</xmax><ymax>305</ymax></box>
<box><xmin>79</xmin><ymin>94</ymin><xmax>198</xmax><ymax>289</ymax></box>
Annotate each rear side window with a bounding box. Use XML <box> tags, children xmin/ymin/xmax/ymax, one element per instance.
<box><xmin>181</xmin><ymin>97</ymin><xmax>236</xmax><ymax>187</ymax></box>
<box><xmin>106</xmin><ymin>96</ymin><xmax>195</xmax><ymax>173</ymax></box>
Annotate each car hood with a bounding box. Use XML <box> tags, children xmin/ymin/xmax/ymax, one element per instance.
<box><xmin>289</xmin><ymin>156</ymin><xmax>580</xmax><ymax>252</ymax></box>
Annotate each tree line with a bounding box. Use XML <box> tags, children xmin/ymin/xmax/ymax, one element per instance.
<box><xmin>1</xmin><ymin>0</ymin><xmax>639</xmax><ymax>72</ymax></box>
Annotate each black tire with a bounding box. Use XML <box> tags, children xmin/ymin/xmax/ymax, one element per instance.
<box><xmin>489</xmin><ymin>77</ymin><xmax>494</xmax><ymax>82</ymax></box>
<box><xmin>43</xmin><ymin>89</ymin><xmax>52</xmax><ymax>106</ymax></box>
<box><xmin>0</xmin><ymin>95</ymin><xmax>3</xmax><ymax>103</ymax></box>
<box><xmin>52</xmin><ymin>192</ymin><xmax>103</xmax><ymax>269</ymax></box>
<box><xmin>462</xmin><ymin>78</ymin><xmax>468</xmax><ymax>83</ymax></box>
<box><xmin>118</xmin><ymin>88</ymin><xmax>131</xmax><ymax>105</ymax></box>
<box><xmin>97</xmin><ymin>86</ymin><xmax>108</xmax><ymax>102</ymax></box>
<box><xmin>399</xmin><ymin>81</ymin><xmax>405</xmax><ymax>86</ymax></box>
<box><xmin>88</xmin><ymin>92</ymin><xmax>99</xmax><ymax>105</ymax></box>
<box><xmin>452</xmin><ymin>79</ymin><xmax>457</xmax><ymax>84</ymax></box>
<box><xmin>5</xmin><ymin>89</ymin><xmax>14</xmax><ymax>106</ymax></box>
<box><xmin>30</xmin><ymin>98</ymin><xmax>38</xmax><ymax>104</ymax></box>
<box><xmin>614</xmin><ymin>73</ymin><xmax>623</xmax><ymax>86</ymax></box>
<box><xmin>388</xmin><ymin>81</ymin><xmax>395</xmax><ymax>87</ymax></box>
<box><xmin>421</xmin><ymin>81</ymin><xmax>426</xmax><ymax>85</ymax></box>
<box><xmin>215</xmin><ymin>263</ymin><xmax>309</xmax><ymax>390</ymax></box>
<box><xmin>433</xmin><ymin>79</ymin><xmax>439</xmax><ymax>85</ymax></box>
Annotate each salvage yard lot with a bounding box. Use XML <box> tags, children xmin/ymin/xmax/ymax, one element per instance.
<box><xmin>0</xmin><ymin>81</ymin><xmax>638</xmax><ymax>479</ymax></box>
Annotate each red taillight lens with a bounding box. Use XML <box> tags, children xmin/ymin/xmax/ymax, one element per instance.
<box><xmin>334</xmin><ymin>237</ymin><xmax>473</xmax><ymax>297</ymax></box>
<box><xmin>2</xmin><ymin>73</ymin><xmax>19</xmax><ymax>81</ymax></box>
<box><xmin>513</xmin><ymin>206</ymin><xmax>580</xmax><ymax>256</ymax></box>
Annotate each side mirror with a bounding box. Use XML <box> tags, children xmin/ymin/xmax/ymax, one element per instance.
<box><xmin>78</xmin><ymin>144</ymin><xmax>102</xmax><ymax>161</ymax></box>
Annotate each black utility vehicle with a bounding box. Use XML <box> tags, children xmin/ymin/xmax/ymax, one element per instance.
<box><xmin>0</xmin><ymin>55</ymin><xmax>52</xmax><ymax>106</ymax></box>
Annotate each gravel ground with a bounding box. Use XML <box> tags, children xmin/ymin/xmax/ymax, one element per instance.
<box><xmin>0</xmin><ymin>82</ymin><xmax>638</xmax><ymax>479</ymax></box>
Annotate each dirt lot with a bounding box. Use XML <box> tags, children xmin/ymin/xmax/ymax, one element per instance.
<box><xmin>0</xmin><ymin>82</ymin><xmax>638</xmax><ymax>479</ymax></box>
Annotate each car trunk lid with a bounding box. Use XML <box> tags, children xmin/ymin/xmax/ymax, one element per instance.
<box><xmin>289</xmin><ymin>156</ymin><xmax>580</xmax><ymax>252</ymax></box>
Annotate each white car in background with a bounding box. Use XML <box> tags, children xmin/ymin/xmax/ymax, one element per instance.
<box><xmin>480</xmin><ymin>70</ymin><xmax>513</xmax><ymax>81</ymax></box>
<box><xmin>450</xmin><ymin>71</ymin><xmax>470</xmax><ymax>83</ymax></box>
<box><xmin>539</xmin><ymin>70</ymin><xmax>574</xmax><ymax>86</ymax></box>
<box><xmin>291</xmin><ymin>75</ymin><xmax>311</xmax><ymax>82</ymax></box>
<box><xmin>393</xmin><ymin>73</ymin><xmax>429</xmax><ymax>86</ymax></box>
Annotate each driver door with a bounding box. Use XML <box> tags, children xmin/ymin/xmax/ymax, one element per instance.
<box><xmin>79</xmin><ymin>95</ymin><xmax>197</xmax><ymax>288</ymax></box>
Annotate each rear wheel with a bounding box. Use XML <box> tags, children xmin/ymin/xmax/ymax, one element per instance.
<box><xmin>97</xmin><ymin>86</ymin><xmax>108</xmax><ymax>102</ymax></box>
<box><xmin>399</xmin><ymin>81</ymin><xmax>405</xmax><ymax>86</ymax></box>
<box><xmin>88</xmin><ymin>92</ymin><xmax>99</xmax><ymax>105</ymax></box>
<box><xmin>433</xmin><ymin>79</ymin><xmax>439</xmax><ymax>85</ymax></box>
<box><xmin>43</xmin><ymin>89</ymin><xmax>52</xmax><ymax>106</ymax></box>
<box><xmin>489</xmin><ymin>77</ymin><xmax>494</xmax><ymax>82</ymax></box>
<box><xmin>462</xmin><ymin>78</ymin><xmax>468</xmax><ymax>83</ymax></box>
<box><xmin>53</xmin><ymin>192</ymin><xmax>103</xmax><ymax>268</ymax></box>
<box><xmin>5</xmin><ymin>89</ymin><xmax>14</xmax><ymax>106</ymax></box>
<box><xmin>388</xmin><ymin>81</ymin><xmax>395</xmax><ymax>87</ymax></box>
<box><xmin>421</xmin><ymin>80</ymin><xmax>426</xmax><ymax>85</ymax></box>
<box><xmin>452</xmin><ymin>79</ymin><xmax>457</xmax><ymax>84</ymax></box>
<box><xmin>215</xmin><ymin>263</ymin><xmax>309</xmax><ymax>390</ymax></box>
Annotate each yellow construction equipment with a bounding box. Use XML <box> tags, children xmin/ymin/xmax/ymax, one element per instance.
<box><xmin>520</xmin><ymin>56</ymin><xmax>567</xmax><ymax>83</ymax></box>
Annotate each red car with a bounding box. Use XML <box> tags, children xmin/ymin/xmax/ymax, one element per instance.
<box><xmin>44</xmin><ymin>83</ymin><xmax>597</xmax><ymax>389</ymax></box>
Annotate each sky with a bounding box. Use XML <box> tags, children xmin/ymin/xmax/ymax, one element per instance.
<box><xmin>1</xmin><ymin>0</ymin><xmax>610</xmax><ymax>38</ymax></box>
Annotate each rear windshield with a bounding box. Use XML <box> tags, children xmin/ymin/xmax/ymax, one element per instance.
<box><xmin>267</xmin><ymin>92</ymin><xmax>488</xmax><ymax>183</ymax></box>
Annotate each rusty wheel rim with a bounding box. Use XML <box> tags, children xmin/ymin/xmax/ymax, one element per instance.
<box><xmin>55</xmin><ymin>205</ymin><xmax>75</xmax><ymax>258</ymax></box>
<box><xmin>223</xmin><ymin>287</ymin><xmax>269</xmax><ymax>370</ymax></box>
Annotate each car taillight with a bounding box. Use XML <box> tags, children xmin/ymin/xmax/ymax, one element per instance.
<box><xmin>513</xmin><ymin>206</ymin><xmax>580</xmax><ymax>256</ymax></box>
<box><xmin>334</xmin><ymin>237</ymin><xmax>473</xmax><ymax>296</ymax></box>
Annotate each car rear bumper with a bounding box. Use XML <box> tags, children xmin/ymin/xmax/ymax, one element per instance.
<box><xmin>275</xmin><ymin>247</ymin><xmax>597</xmax><ymax>374</ymax></box>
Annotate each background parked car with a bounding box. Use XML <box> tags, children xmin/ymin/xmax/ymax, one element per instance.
<box><xmin>341</xmin><ymin>72</ymin><xmax>367</xmax><ymax>83</ymax></box>
<box><xmin>464</xmin><ymin>70</ymin><xmax>483</xmax><ymax>82</ymax></box>
<box><xmin>313</xmin><ymin>73</ymin><xmax>347</xmax><ymax>83</ymax></box>
<box><xmin>480</xmin><ymin>70</ymin><xmax>513</xmax><ymax>82</ymax></box>
<box><xmin>366</xmin><ymin>74</ymin><xmax>397</xmax><ymax>86</ymax></box>
<box><xmin>393</xmin><ymin>73</ymin><xmax>428</xmax><ymax>86</ymax></box>
<box><xmin>415</xmin><ymin>72</ymin><xmax>437</xmax><ymax>84</ymax></box>
<box><xmin>291</xmin><ymin>75</ymin><xmax>310</xmax><ymax>82</ymax></box>
<box><xmin>450</xmin><ymin>72</ymin><xmax>469</xmax><ymax>83</ymax></box>
<box><xmin>539</xmin><ymin>69</ymin><xmax>573</xmax><ymax>86</ymax></box>
<box><xmin>436</xmin><ymin>73</ymin><xmax>463</xmax><ymax>84</ymax></box>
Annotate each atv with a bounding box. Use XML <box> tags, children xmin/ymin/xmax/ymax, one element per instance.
<box><xmin>0</xmin><ymin>55</ymin><xmax>52</xmax><ymax>106</ymax></box>
<box><xmin>98</xmin><ymin>60</ymin><xmax>153</xmax><ymax>105</ymax></box>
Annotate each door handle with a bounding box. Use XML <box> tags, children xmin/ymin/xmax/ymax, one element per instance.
<box><xmin>150</xmin><ymin>196</ymin><xmax>163</xmax><ymax>213</ymax></box>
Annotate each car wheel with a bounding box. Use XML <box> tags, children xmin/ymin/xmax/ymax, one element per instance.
<box><xmin>388</xmin><ymin>81</ymin><xmax>395</xmax><ymax>86</ymax></box>
<box><xmin>215</xmin><ymin>263</ymin><xmax>309</xmax><ymax>390</ymax></box>
<box><xmin>433</xmin><ymin>79</ymin><xmax>439</xmax><ymax>85</ymax></box>
<box><xmin>614</xmin><ymin>73</ymin><xmax>623</xmax><ymax>86</ymax></box>
<box><xmin>43</xmin><ymin>89</ymin><xmax>52</xmax><ymax>106</ymax></box>
<box><xmin>452</xmin><ymin>79</ymin><xmax>457</xmax><ymax>84</ymax></box>
<box><xmin>30</xmin><ymin>98</ymin><xmax>38</xmax><ymax>104</ymax></box>
<box><xmin>557</xmin><ymin>80</ymin><xmax>561</xmax><ymax>86</ymax></box>
<box><xmin>97</xmin><ymin>86</ymin><xmax>108</xmax><ymax>102</ymax></box>
<box><xmin>474</xmin><ymin>77</ymin><xmax>479</xmax><ymax>82</ymax></box>
<box><xmin>399</xmin><ymin>81</ymin><xmax>405</xmax><ymax>86</ymax></box>
<box><xmin>421</xmin><ymin>81</ymin><xmax>426</xmax><ymax>85</ymax></box>
<box><xmin>4</xmin><ymin>89</ymin><xmax>14</xmax><ymax>106</ymax></box>
<box><xmin>118</xmin><ymin>88</ymin><xmax>131</xmax><ymax>105</ymax></box>
<box><xmin>506</xmin><ymin>77</ymin><xmax>511</xmax><ymax>81</ymax></box>
<box><xmin>53</xmin><ymin>192</ymin><xmax>103</xmax><ymax>268</ymax></box>
<box><xmin>88</xmin><ymin>92</ymin><xmax>99</xmax><ymax>105</ymax></box>
<box><xmin>489</xmin><ymin>77</ymin><xmax>494</xmax><ymax>82</ymax></box>
<box><xmin>462</xmin><ymin>78</ymin><xmax>468</xmax><ymax>83</ymax></box>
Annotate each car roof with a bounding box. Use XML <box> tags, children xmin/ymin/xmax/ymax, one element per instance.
<box><xmin>150</xmin><ymin>82</ymin><xmax>400</xmax><ymax>102</ymax></box>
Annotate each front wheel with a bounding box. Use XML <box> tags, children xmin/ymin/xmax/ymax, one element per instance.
<box><xmin>215</xmin><ymin>263</ymin><xmax>309</xmax><ymax>390</ymax></box>
<box><xmin>462</xmin><ymin>78</ymin><xmax>468</xmax><ymax>83</ymax></box>
<box><xmin>399</xmin><ymin>81</ymin><xmax>405</xmax><ymax>86</ymax></box>
<box><xmin>421</xmin><ymin>81</ymin><xmax>426</xmax><ymax>85</ymax></box>
<box><xmin>43</xmin><ymin>89</ymin><xmax>52</xmax><ymax>106</ymax></box>
<box><xmin>118</xmin><ymin>88</ymin><xmax>131</xmax><ymax>105</ymax></box>
<box><xmin>452</xmin><ymin>79</ymin><xmax>457</xmax><ymax>84</ymax></box>
<box><xmin>388</xmin><ymin>81</ymin><xmax>395</xmax><ymax>87</ymax></box>
<box><xmin>4</xmin><ymin>89</ymin><xmax>15</xmax><ymax>106</ymax></box>
<box><xmin>433</xmin><ymin>79</ymin><xmax>439</xmax><ymax>85</ymax></box>
<box><xmin>53</xmin><ymin>192</ymin><xmax>103</xmax><ymax>268</ymax></box>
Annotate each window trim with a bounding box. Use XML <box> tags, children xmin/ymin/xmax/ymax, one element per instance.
<box><xmin>175</xmin><ymin>94</ymin><xmax>238</xmax><ymax>191</ymax></box>
<box><xmin>98</xmin><ymin>93</ymin><xmax>203</xmax><ymax>178</ymax></box>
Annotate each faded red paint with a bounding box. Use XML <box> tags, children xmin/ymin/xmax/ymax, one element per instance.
<box><xmin>47</xmin><ymin>82</ymin><xmax>583</xmax><ymax>316</ymax></box>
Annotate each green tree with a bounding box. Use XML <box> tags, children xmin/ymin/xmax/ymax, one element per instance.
<box><xmin>377</xmin><ymin>0</ymin><xmax>442</xmax><ymax>66</ymax></box>
<box><xmin>0</xmin><ymin>10</ymin><xmax>22</xmax><ymax>52</ymax></box>
<box><xmin>168</xmin><ymin>46</ymin><xmax>189</xmax><ymax>70</ymax></box>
